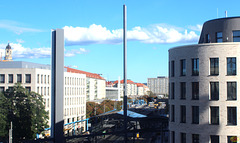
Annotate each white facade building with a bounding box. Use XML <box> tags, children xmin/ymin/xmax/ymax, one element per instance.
<box><xmin>66</xmin><ymin>67</ymin><xmax>106</xmax><ymax>101</ymax></box>
<box><xmin>147</xmin><ymin>76</ymin><xmax>168</xmax><ymax>95</ymax></box>
<box><xmin>0</xmin><ymin>61</ymin><xmax>86</xmax><ymax>133</ymax></box>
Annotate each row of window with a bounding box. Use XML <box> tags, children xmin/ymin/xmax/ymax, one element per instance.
<box><xmin>171</xmin><ymin>105</ymin><xmax>237</xmax><ymax>125</ymax></box>
<box><xmin>37</xmin><ymin>74</ymin><xmax>50</xmax><ymax>84</ymax></box>
<box><xmin>37</xmin><ymin>86</ymin><xmax>50</xmax><ymax>96</ymax></box>
<box><xmin>171</xmin><ymin>131</ymin><xmax>237</xmax><ymax>143</ymax></box>
<box><xmin>64</xmin><ymin>97</ymin><xmax>85</xmax><ymax>106</ymax></box>
<box><xmin>170</xmin><ymin>57</ymin><xmax>236</xmax><ymax>77</ymax></box>
<box><xmin>171</xmin><ymin>81</ymin><xmax>237</xmax><ymax>100</ymax></box>
<box><xmin>65</xmin><ymin>77</ymin><xmax>85</xmax><ymax>86</ymax></box>
<box><xmin>205</xmin><ymin>31</ymin><xmax>240</xmax><ymax>43</ymax></box>
<box><xmin>0</xmin><ymin>74</ymin><xmax>31</xmax><ymax>84</ymax></box>
<box><xmin>64</xmin><ymin>87</ymin><xmax>85</xmax><ymax>96</ymax></box>
<box><xmin>64</xmin><ymin>106</ymin><xmax>85</xmax><ymax>117</ymax></box>
<box><xmin>0</xmin><ymin>86</ymin><xmax>31</xmax><ymax>92</ymax></box>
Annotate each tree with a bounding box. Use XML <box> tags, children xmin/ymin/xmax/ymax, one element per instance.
<box><xmin>0</xmin><ymin>93</ymin><xmax>8</xmax><ymax>140</ymax></box>
<box><xmin>0</xmin><ymin>83</ymin><xmax>49</xmax><ymax>141</ymax></box>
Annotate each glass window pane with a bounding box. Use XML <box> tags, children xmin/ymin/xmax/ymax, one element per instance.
<box><xmin>181</xmin><ymin>82</ymin><xmax>186</xmax><ymax>99</ymax></box>
<box><xmin>192</xmin><ymin>82</ymin><xmax>199</xmax><ymax>100</ymax></box>
<box><xmin>17</xmin><ymin>74</ymin><xmax>22</xmax><ymax>83</ymax></box>
<box><xmin>8</xmin><ymin>74</ymin><xmax>13</xmax><ymax>83</ymax></box>
<box><xmin>192</xmin><ymin>134</ymin><xmax>199</xmax><ymax>143</ymax></box>
<box><xmin>227</xmin><ymin>82</ymin><xmax>237</xmax><ymax>100</ymax></box>
<box><xmin>211</xmin><ymin>135</ymin><xmax>219</xmax><ymax>143</ymax></box>
<box><xmin>227</xmin><ymin>107</ymin><xmax>237</xmax><ymax>125</ymax></box>
<box><xmin>233</xmin><ymin>31</ymin><xmax>240</xmax><ymax>36</ymax></box>
<box><xmin>210</xmin><ymin>106</ymin><xmax>219</xmax><ymax>124</ymax></box>
<box><xmin>0</xmin><ymin>74</ymin><xmax>5</xmax><ymax>83</ymax></box>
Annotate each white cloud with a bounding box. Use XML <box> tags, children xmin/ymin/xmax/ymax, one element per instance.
<box><xmin>0</xmin><ymin>43</ymin><xmax>87</xmax><ymax>59</ymax></box>
<box><xmin>0</xmin><ymin>20</ymin><xmax>42</xmax><ymax>35</ymax></box>
<box><xmin>65</xmin><ymin>48</ymin><xmax>88</xmax><ymax>57</ymax></box>
<box><xmin>188</xmin><ymin>24</ymin><xmax>203</xmax><ymax>32</ymax></box>
<box><xmin>16</xmin><ymin>39</ymin><xmax>24</xmax><ymax>43</ymax></box>
<box><xmin>64</xmin><ymin>23</ymin><xmax>200</xmax><ymax>45</ymax></box>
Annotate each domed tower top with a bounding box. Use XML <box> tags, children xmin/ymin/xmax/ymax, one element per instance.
<box><xmin>6</xmin><ymin>43</ymin><xmax>11</xmax><ymax>49</ymax></box>
<box><xmin>5</xmin><ymin>43</ymin><xmax>12</xmax><ymax>61</ymax></box>
<box><xmin>199</xmin><ymin>17</ymin><xmax>240</xmax><ymax>44</ymax></box>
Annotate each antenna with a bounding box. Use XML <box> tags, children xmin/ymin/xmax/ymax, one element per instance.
<box><xmin>225</xmin><ymin>11</ymin><xmax>228</xmax><ymax>18</ymax></box>
<box><xmin>217</xmin><ymin>8</ymin><xmax>218</xmax><ymax>18</ymax></box>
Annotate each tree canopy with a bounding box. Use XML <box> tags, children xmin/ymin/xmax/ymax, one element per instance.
<box><xmin>86</xmin><ymin>100</ymin><xmax>122</xmax><ymax>118</ymax></box>
<box><xmin>0</xmin><ymin>83</ymin><xmax>49</xmax><ymax>141</ymax></box>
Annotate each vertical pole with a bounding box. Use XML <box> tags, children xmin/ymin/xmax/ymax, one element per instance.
<box><xmin>51</xmin><ymin>29</ymin><xmax>64</xmax><ymax>142</ymax></box>
<box><xmin>123</xmin><ymin>4</ymin><xmax>128</xmax><ymax>143</ymax></box>
<box><xmin>9</xmin><ymin>121</ymin><xmax>12</xmax><ymax>143</ymax></box>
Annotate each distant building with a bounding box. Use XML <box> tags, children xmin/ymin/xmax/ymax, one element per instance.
<box><xmin>66</xmin><ymin>67</ymin><xmax>106</xmax><ymax>101</ymax></box>
<box><xmin>113</xmin><ymin>80</ymin><xmax>137</xmax><ymax>97</ymax></box>
<box><xmin>147</xmin><ymin>76</ymin><xmax>168</xmax><ymax>95</ymax></box>
<box><xmin>136</xmin><ymin>83</ymin><xmax>150</xmax><ymax>96</ymax></box>
<box><xmin>0</xmin><ymin>61</ymin><xmax>86</xmax><ymax>133</ymax></box>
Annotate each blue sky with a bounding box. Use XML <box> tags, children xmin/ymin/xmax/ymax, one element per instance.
<box><xmin>1</xmin><ymin>0</ymin><xmax>240</xmax><ymax>83</ymax></box>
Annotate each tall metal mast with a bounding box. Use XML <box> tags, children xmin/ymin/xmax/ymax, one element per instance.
<box><xmin>123</xmin><ymin>4</ymin><xmax>128</xmax><ymax>143</ymax></box>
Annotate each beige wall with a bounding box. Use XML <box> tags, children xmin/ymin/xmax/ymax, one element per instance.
<box><xmin>169</xmin><ymin>43</ymin><xmax>240</xmax><ymax>143</ymax></box>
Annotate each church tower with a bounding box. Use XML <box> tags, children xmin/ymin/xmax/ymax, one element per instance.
<box><xmin>5</xmin><ymin>43</ymin><xmax>12</xmax><ymax>61</ymax></box>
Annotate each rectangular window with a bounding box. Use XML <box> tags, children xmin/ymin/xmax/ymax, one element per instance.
<box><xmin>8</xmin><ymin>74</ymin><xmax>13</xmax><ymax>83</ymax></box>
<box><xmin>233</xmin><ymin>30</ymin><xmax>240</xmax><ymax>42</ymax></box>
<box><xmin>180</xmin><ymin>105</ymin><xmax>186</xmax><ymax>123</ymax></box>
<box><xmin>228</xmin><ymin>136</ymin><xmax>238</xmax><ymax>143</ymax></box>
<box><xmin>17</xmin><ymin>74</ymin><xmax>22</xmax><ymax>83</ymax></box>
<box><xmin>210</xmin><ymin>58</ymin><xmax>219</xmax><ymax>75</ymax></box>
<box><xmin>227</xmin><ymin>107</ymin><xmax>237</xmax><ymax>125</ymax></box>
<box><xmin>41</xmin><ymin>75</ymin><xmax>43</xmax><ymax>84</ymax></box>
<box><xmin>8</xmin><ymin>87</ymin><xmax>13</xmax><ymax>92</ymax></box>
<box><xmin>171</xmin><ymin>105</ymin><xmax>175</xmax><ymax>122</ymax></box>
<box><xmin>211</xmin><ymin>135</ymin><xmax>219</xmax><ymax>143</ymax></box>
<box><xmin>180</xmin><ymin>59</ymin><xmax>186</xmax><ymax>76</ymax></box>
<box><xmin>25</xmin><ymin>87</ymin><xmax>31</xmax><ymax>92</ymax></box>
<box><xmin>48</xmin><ymin>75</ymin><xmax>50</xmax><ymax>84</ymax></box>
<box><xmin>0</xmin><ymin>87</ymin><xmax>4</xmax><ymax>92</ymax></box>
<box><xmin>216</xmin><ymin>32</ymin><xmax>222</xmax><ymax>43</ymax></box>
<box><xmin>37</xmin><ymin>74</ymin><xmax>39</xmax><ymax>83</ymax></box>
<box><xmin>25</xmin><ymin>74</ymin><xmax>31</xmax><ymax>83</ymax></box>
<box><xmin>192</xmin><ymin>134</ymin><xmax>199</xmax><ymax>143</ymax></box>
<box><xmin>171</xmin><ymin>82</ymin><xmax>175</xmax><ymax>99</ymax></box>
<box><xmin>227</xmin><ymin>57</ymin><xmax>236</xmax><ymax>75</ymax></box>
<box><xmin>44</xmin><ymin>75</ymin><xmax>46</xmax><ymax>84</ymax></box>
<box><xmin>0</xmin><ymin>74</ymin><xmax>5</xmax><ymax>83</ymax></box>
<box><xmin>206</xmin><ymin>34</ymin><xmax>210</xmax><ymax>43</ymax></box>
<box><xmin>171</xmin><ymin>131</ymin><xmax>175</xmax><ymax>143</ymax></box>
<box><xmin>171</xmin><ymin>61</ymin><xmax>175</xmax><ymax>77</ymax></box>
<box><xmin>210</xmin><ymin>106</ymin><xmax>219</xmax><ymax>125</ymax></box>
<box><xmin>192</xmin><ymin>58</ymin><xmax>199</xmax><ymax>76</ymax></box>
<box><xmin>180</xmin><ymin>82</ymin><xmax>186</xmax><ymax>99</ymax></box>
<box><xmin>227</xmin><ymin>82</ymin><xmax>237</xmax><ymax>100</ymax></box>
<box><xmin>192</xmin><ymin>106</ymin><xmax>199</xmax><ymax>124</ymax></box>
<box><xmin>192</xmin><ymin>82</ymin><xmax>199</xmax><ymax>100</ymax></box>
<box><xmin>210</xmin><ymin>82</ymin><xmax>219</xmax><ymax>100</ymax></box>
<box><xmin>181</xmin><ymin>133</ymin><xmax>186</xmax><ymax>143</ymax></box>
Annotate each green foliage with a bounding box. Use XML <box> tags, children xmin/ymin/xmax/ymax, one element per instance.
<box><xmin>0</xmin><ymin>83</ymin><xmax>49</xmax><ymax>141</ymax></box>
<box><xmin>86</xmin><ymin>100</ymin><xmax>122</xmax><ymax>118</ymax></box>
<box><xmin>0</xmin><ymin>93</ymin><xmax>8</xmax><ymax>138</ymax></box>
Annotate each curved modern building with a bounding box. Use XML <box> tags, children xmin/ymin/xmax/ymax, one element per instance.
<box><xmin>169</xmin><ymin>17</ymin><xmax>240</xmax><ymax>143</ymax></box>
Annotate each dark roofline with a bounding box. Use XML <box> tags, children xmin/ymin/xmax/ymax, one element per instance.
<box><xmin>204</xmin><ymin>16</ymin><xmax>240</xmax><ymax>23</ymax></box>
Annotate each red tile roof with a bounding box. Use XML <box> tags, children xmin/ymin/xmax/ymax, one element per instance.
<box><xmin>66</xmin><ymin>67</ymin><xmax>105</xmax><ymax>80</ymax></box>
<box><xmin>113</xmin><ymin>79</ymin><xmax>135</xmax><ymax>84</ymax></box>
<box><xmin>136</xmin><ymin>83</ymin><xmax>145</xmax><ymax>87</ymax></box>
